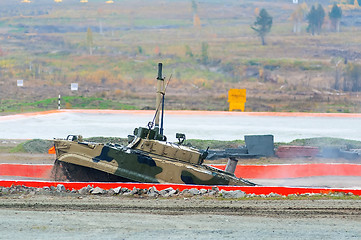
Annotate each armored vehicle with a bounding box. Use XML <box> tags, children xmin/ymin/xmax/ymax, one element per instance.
<box><xmin>52</xmin><ymin>63</ymin><xmax>255</xmax><ymax>186</ymax></box>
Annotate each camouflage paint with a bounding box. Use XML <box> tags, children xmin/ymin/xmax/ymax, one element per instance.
<box><xmin>54</xmin><ymin>136</ymin><xmax>255</xmax><ymax>186</ymax></box>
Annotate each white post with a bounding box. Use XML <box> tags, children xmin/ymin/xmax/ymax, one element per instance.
<box><xmin>58</xmin><ymin>94</ymin><xmax>61</xmax><ymax>110</ymax></box>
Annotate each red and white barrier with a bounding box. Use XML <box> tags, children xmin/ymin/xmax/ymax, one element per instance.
<box><xmin>1</xmin><ymin>163</ymin><xmax>361</xmax><ymax>195</ymax></box>
<box><xmin>2</xmin><ymin>163</ymin><xmax>361</xmax><ymax>180</ymax></box>
<box><xmin>210</xmin><ymin>163</ymin><xmax>361</xmax><ymax>179</ymax></box>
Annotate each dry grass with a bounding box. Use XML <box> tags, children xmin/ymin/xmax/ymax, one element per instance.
<box><xmin>1</xmin><ymin>0</ymin><xmax>361</xmax><ymax>112</ymax></box>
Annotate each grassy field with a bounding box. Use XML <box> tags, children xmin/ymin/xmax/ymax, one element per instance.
<box><xmin>0</xmin><ymin>0</ymin><xmax>361</xmax><ymax>113</ymax></box>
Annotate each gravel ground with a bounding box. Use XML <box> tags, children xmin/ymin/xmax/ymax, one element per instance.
<box><xmin>1</xmin><ymin>196</ymin><xmax>361</xmax><ymax>240</ymax></box>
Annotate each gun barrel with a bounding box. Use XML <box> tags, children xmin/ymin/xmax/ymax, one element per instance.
<box><xmin>157</xmin><ymin>63</ymin><xmax>163</xmax><ymax>80</ymax></box>
<box><xmin>155</xmin><ymin>63</ymin><xmax>164</xmax><ymax>127</ymax></box>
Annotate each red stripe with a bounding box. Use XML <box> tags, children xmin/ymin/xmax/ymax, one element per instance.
<box><xmin>0</xmin><ymin>180</ymin><xmax>360</xmax><ymax>195</ymax></box>
<box><xmin>0</xmin><ymin>164</ymin><xmax>53</xmax><ymax>179</ymax></box>
<box><xmin>2</xmin><ymin>163</ymin><xmax>361</xmax><ymax>180</ymax></box>
<box><xmin>1</xmin><ymin>164</ymin><xmax>361</xmax><ymax>195</ymax></box>
<box><xmin>210</xmin><ymin>164</ymin><xmax>361</xmax><ymax>179</ymax></box>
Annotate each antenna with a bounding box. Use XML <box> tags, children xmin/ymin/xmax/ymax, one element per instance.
<box><xmin>160</xmin><ymin>73</ymin><xmax>172</xmax><ymax>135</ymax></box>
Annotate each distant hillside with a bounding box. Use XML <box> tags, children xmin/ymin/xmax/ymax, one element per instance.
<box><xmin>0</xmin><ymin>0</ymin><xmax>360</xmax><ymax>113</ymax></box>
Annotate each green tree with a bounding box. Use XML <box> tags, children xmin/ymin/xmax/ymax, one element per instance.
<box><xmin>201</xmin><ymin>42</ymin><xmax>208</xmax><ymax>64</ymax></box>
<box><xmin>137</xmin><ymin>46</ymin><xmax>143</xmax><ymax>54</ymax></box>
<box><xmin>307</xmin><ymin>6</ymin><xmax>317</xmax><ymax>35</ymax></box>
<box><xmin>185</xmin><ymin>45</ymin><xmax>193</xmax><ymax>57</ymax></box>
<box><xmin>251</xmin><ymin>9</ymin><xmax>273</xmax><ymax>46</ymax></box>
<box><xmin>86</xmin><ymin>27</ymin><xmax>93</xmax><ymax>55</ymax></box>
<box><xmin>316</xmin><ymin>4</ymin><xmax>325</xmax><ymax>33</ymax></box>
<box><xmin>191</xmin><ymin>0</ymin><xmax>198</xmax><ymax>14</ymax></box>
<box><xmin>307</xmin><ymin>4</ymin><xmax>325</xmax><ymax>35</ymax></box>
<box><xmin>344</xmin><ymin>63</ymin><xmax>361</xmax><ymax>92</ymax></box>
<box><xmin>329</xmin><ymin>3</ymin><xmax>342</xmax><ymax>32</ymax></box>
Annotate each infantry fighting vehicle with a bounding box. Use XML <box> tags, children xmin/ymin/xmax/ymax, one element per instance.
<box><xmin>52</xmin><ymin>63</ymin><xmax>255</xmax><ymax>186</ymax></box>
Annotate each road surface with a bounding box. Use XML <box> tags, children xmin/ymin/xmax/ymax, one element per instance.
<box><xmin>1</xmin><ymin>110</ymin><xmax>360</xmax><ymax>142</ymax></box>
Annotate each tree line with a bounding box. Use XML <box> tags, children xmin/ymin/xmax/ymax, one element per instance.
<box><xmin>252</xmin><ymin>3</ymin><xmax>343</xmax><ymax>45</ymax></box>
<box><xmin>250</xmin><ymin>3</ymin><xmax>361</xmax><ymax>92</ymax></box>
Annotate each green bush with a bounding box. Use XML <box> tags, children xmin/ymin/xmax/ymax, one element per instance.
<box><xmin>184</xmin><ymin>139</ymin><xmax>245</xmax><ymax>150</ymax></box>
<box><xmin>11</xmin><ymin>139</ymin><xmax>53</xmax><ymax>153</ymax></box>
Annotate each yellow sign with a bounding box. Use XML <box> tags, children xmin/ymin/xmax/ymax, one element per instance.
<box><xmin>228</xmin><ymin>89</ymin><xmax>246</xmax><ymax>111</ymax></box>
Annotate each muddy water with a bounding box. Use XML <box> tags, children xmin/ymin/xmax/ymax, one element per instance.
<box><xmin>0</xmin><ymin>111</ymin><xmax>360</xmax><ymax>142</ymax></box>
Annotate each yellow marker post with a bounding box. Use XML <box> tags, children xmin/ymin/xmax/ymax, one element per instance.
<box><xmin>228</xmin><ymin>89</ymin><xmax>246</xmax><ymax>111</ymax></box>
